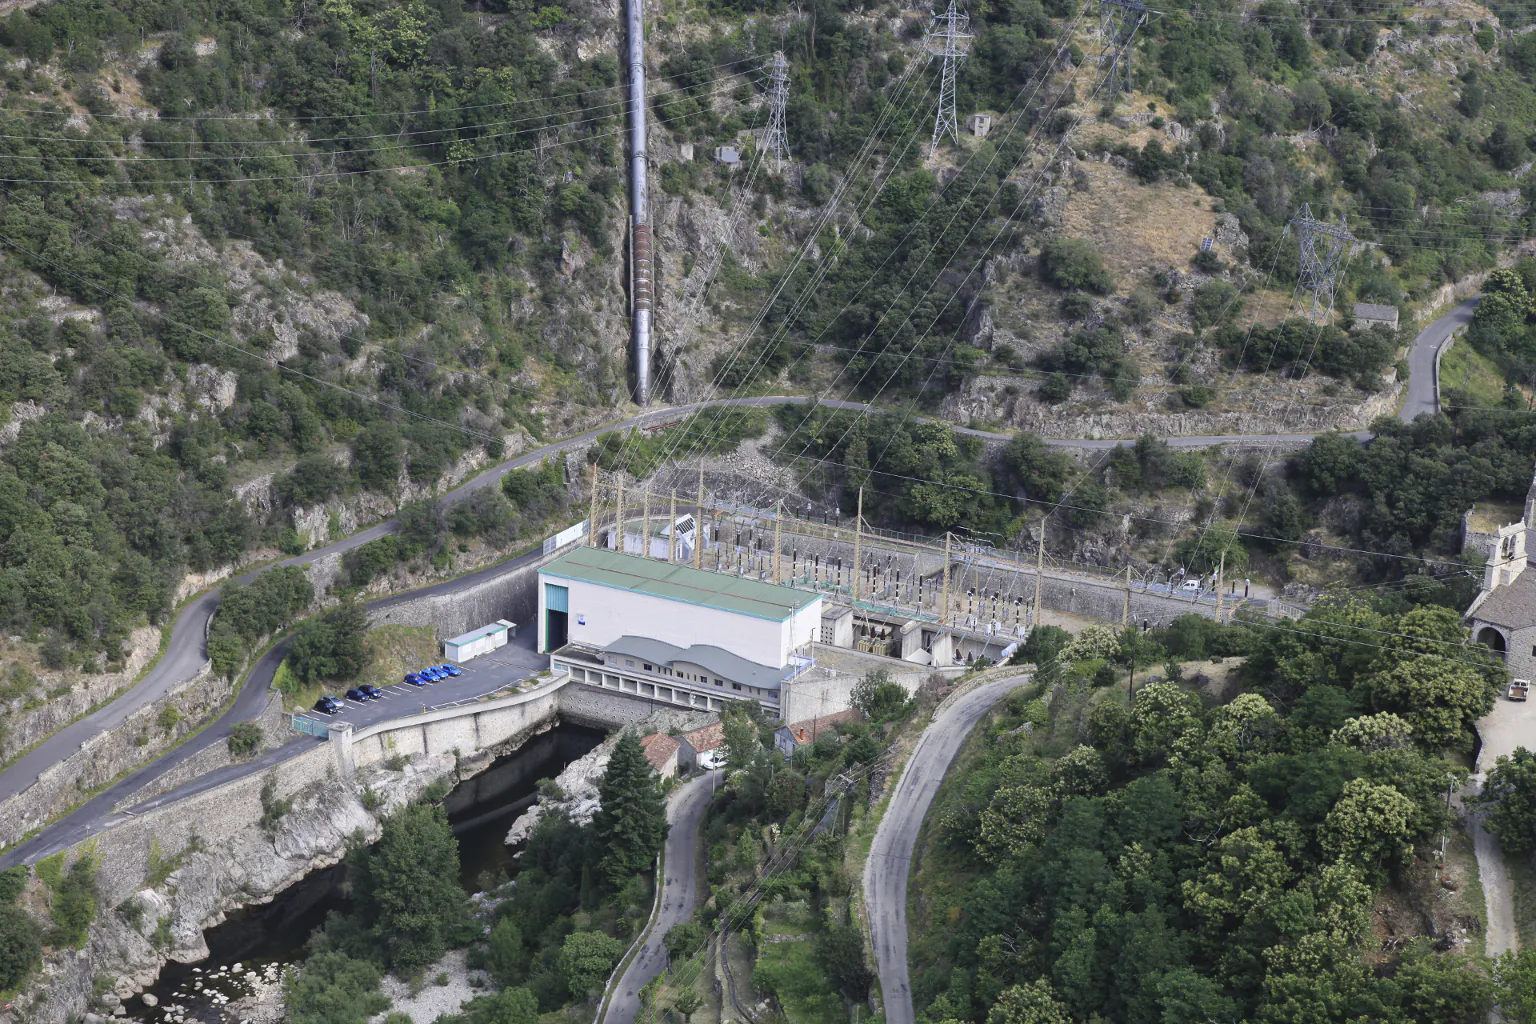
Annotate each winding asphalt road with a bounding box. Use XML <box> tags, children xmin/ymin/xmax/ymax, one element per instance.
<box><xmin>1400</xmin><ymin>296</ymin><xmax>1478</xmax><ymax>422</ymax></box>
<box><xmin>0</xmin><ymin>296</ymin><xmax>1478</xmax><ymax>861</ymax></box>
<box><xmin>605</xmin><ymin>769</ymin><xmax>721</xmax><ymax>1024</ymax></box>
<box><xmin>865</xmin><ymin>671</ymin><xmax>1034</xmax><ymax>1024</ymax></box>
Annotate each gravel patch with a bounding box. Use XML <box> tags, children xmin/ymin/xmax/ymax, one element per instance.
<box><xmin>372</xmin><ymin>951</ymin><xmax>486</xmax><ymax>1024</ymax></box>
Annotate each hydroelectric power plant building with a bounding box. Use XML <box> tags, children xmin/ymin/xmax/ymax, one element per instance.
<box><xmin>537</xmin><ymin>547</ymin><xmax>822</xmax><ymax>715</ymax></box>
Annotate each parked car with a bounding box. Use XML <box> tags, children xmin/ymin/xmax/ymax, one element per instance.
<box><xmin>418</xmin><ymin>667</ymin><xmax>437</xmax><ymax>681</ymax></box>
<box><xmin>1179</xmin><ymin>579</ymin><xmax>1202</xmax><ymax>593</ymax></box>
<box><xmin>1511</xmin><ymin>679</ymin><xmax>1530</xmax><ymax>701</ymax></box>
<box><xmin>345</xmin><ymin>688</ymin><xmax>371</xmax><ymax>703</ymax></box>
<box><xmin>425</xmin><ymin>667</ymin><xmax>444</xmax><ymax>680</ymax></box>
<box><xmin>313</xmin><ymin>696</ymin><xmax>344</xmax><ymax>715</ymax></box>
<box><xmin>359</xmin><ymin>684</ymin><xmax>384</xmax><ymax>699</ymax></box>
<box><xmin>404</xmin><ymin>673</ymin><xmax>426</xmax><ymax>686</ymax></box>
<box><xmin>439</xmin><ymin>664</ymin><xmax>462</xmax><ymax>677</ymax></box>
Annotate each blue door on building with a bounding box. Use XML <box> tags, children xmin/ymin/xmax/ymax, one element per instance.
<box><xmin>544</xmin><ymin>583</ymin><xmax>569</xmax><ymax>652</ymax></box>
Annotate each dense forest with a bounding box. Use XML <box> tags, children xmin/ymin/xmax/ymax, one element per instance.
<box><xmin>911</xmin><ymin>599</ymin><xmax>1525</xmax><ymax>1024</ymax></box>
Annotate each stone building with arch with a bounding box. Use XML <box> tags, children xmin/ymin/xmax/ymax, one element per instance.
<box><xmin>1466</xmin><ymin>500</ymin><xmax>1536</xmax><ymax>679</ymax></box>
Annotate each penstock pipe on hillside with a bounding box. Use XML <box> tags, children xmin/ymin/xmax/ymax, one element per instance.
<box><xmin>627</xmin><ymin>0</ymin><xmax>652</xmax><ymax>405</ymax></box>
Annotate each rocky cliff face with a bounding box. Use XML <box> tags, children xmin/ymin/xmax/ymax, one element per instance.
<box><xmin>940</xmin><ymin>374</ymin><xmax>1402</xmax><ymax>438</ymax></box>
<box><xmin>10</xmin><ymin>748</ymin><xmax>457</xmax><ymax>1024</ymax></box>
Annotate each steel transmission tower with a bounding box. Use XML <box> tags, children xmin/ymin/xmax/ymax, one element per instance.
<box><xmin>764</xmin><ymin>51</ymin><xmax>791</xmax><ymax>172</ymax></box>
<box><xmin>924</xmin><ymin>0</ymin><xmax>973</xmax><ymax>155</ymax></box>
<box><xmin>1097</xmin><ymin>0</ymin><xmax>1148</xmax><ymax>95</ymax></box>
<box><xmin>1288</xmin><ymin>203</ymin><xmax>1362</xmax><ymax>322</ymax></box>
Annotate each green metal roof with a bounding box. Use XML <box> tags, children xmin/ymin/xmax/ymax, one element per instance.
<box><xmin>539</xmin><ymin>547</ymin><xmax>819</xmax><ymax>622</ymax></box>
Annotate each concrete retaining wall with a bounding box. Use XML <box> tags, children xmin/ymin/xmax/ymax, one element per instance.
<box><xmin>340</xmin><ymin>681</ymin><xmax>565</xmax><ymax>773</ymax></box>
<box><xmin>367</xmin><ymin>542</ymin><xmax>578</xmax><ymax>641</ymax></box>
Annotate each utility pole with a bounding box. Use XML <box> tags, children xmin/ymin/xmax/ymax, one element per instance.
<box><xmin>1288</xmin><ymin>203</ymin><xmax>1364</xmax><ymax>323</ymax></box>
<box><xmin>1032</xmin><ymin>524</ymin><xmax>1045</xmax><ymax>632</ymax></box>
<box><xmin>615</xmin><ymin>474</ymin><xmax>625</xmax><ymax>552</ymax></box>
<box><xmin>773</xmin><ymin>502</ymin><xmax>783</xmax><ymax>584</ymax></box>
<box><xmin>1097</xmin><ymin>0</ymin><xmax>1148</xmax><ymax>95</ymax></box>
<box><xmin>1122</xmin><ymin>564</ymin><xmax>1131</xmax><ymax>627</ymax></box>
<box><xmin>851</xmin><ymin>487</ymin><xmax>863</xmax><ymax>602</ymax></box>
<box><xmin>694</xmin><ymin>464</ymin><xmax>705</xmax><ymax>570</ymax></box>
<box><xmin>588</xmin><ymin>464</ymin><xmax>599</xmax><ymax>546</ymax></box>
<box><xmin>668</xmin><ymin>488</ymin><xmax>677</xmax><ymax>563</ymax></box>
<box><xmin>1215</xmin><ymin>549</ymin><xmax>1226</xmax><ymax>623</ymax></box>
<box><xmin>940</xmin><ymin>531</ymin><xmax>952</xmax><ymax>625</ymax></box>
<box><xmin>924</xmin><ymin>0</ymin><xmax>972</xmax><ymax>155</ymax></box>
<box><xmin>764</xmin><ymin>51</ymin><xmax>791</xmax><ymax>173</ymax></box>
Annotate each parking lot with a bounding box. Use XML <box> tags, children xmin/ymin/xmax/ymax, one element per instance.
<box><xmin>291</xmin><ymin>629</ymin><xmax>549</xmax><ymax>734</ymax></box>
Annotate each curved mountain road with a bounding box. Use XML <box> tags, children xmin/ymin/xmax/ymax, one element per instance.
<box><xmin>0</xmin><ymin>296</ymin><xmax>1476</xmax><ymax>854</ymax></box>
<box><xmin>604</xmin><ymin>769</ymin><xmax>721</xmax><ymax>1024</ymax></box>
<box><xmin>865</xmin><ymin>672</ymin><xmax>1034</xmax><ymax>1024</ymax></box>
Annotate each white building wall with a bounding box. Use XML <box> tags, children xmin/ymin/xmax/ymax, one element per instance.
<box><xmin>541</xmin><ymin>572</ymin><xmax>821</xmax><ymax>668</ymax></box>
<box><xmin>784</xmin><ymin>601</ymin><xmax>824</xmax><ymax>655</ymax></box>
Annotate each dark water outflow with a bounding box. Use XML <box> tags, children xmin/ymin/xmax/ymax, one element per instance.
<box><xmin>123</xmin><ymin>723</ymin><xmax>604</xmax><ymax>1024</ymax></box>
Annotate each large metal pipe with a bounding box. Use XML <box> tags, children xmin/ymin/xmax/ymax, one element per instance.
<box><xmin>627</xmin><ymin>0</ymin><xmax>652</xmax><ymax>405</ymax></box>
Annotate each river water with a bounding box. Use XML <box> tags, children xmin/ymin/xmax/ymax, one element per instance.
<box><xmin>121</xmin><ymin>724</ymin><xmax>604</xmax><ymax>1024</ymax></box>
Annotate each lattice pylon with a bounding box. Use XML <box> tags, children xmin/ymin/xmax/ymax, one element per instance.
<box><xmin>1287</xmin><ymin>203</ymin><xmax>1361</xmax><ymax>323</ymax></box>
<box><xmin>924</xmin><ymin>0</ymin><xmax>973</xmax><ymax>155</ymax></box>
<box><xmin>1097</xmin><ymin>0</ymin><xmax>1148</xmax><ymax>96</ymax></box>
<box><xmin>764</xmin><ymin>51</ymin><xmax>791</xmax><ymax>173</ymax></box>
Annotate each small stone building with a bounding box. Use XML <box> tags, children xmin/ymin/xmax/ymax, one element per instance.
<box><xmin>1352</xmin><ymin>302</ymin><xmax>1399</xmax><ymax>331</ymax></box>
<box><xmin>966</xmin><ymin>113</ymin><xmax>993</xmax><ymax>138</ymax></box>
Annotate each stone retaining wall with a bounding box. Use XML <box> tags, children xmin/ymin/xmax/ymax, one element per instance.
<box><xmin>0</xmin><ymin>625</ymin><xmax>163</xmax><ymax>764</ymax></box>
<box><xmin>108</xmin><ymin>691</ymin><xmax>289</xmax><ymax>813</ymax></box>
<box><xmin>0</xmin><ymin>662</ymin><xmax>231</xmax><ymax>848</ymax></box>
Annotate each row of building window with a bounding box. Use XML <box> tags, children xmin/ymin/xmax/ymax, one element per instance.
<box><xmin>553</xmin><ymin>661</ymin><xmax>774</xmax><ymax>711</ymax></box>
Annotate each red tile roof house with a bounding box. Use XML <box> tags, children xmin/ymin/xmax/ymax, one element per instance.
<box><xmin>678</xmin><ymin>722</ymin><xmax>727</xmax><ymax>771</ymax></box>
<box><xmin>773</xmin><ymin>709</ymin><xmax>860</xmax><ymax>757</ymax></box>
<box><xmin>640</xmin><ymin>733</ymin><xmax>682</xmax><ymax>779</ymax></box>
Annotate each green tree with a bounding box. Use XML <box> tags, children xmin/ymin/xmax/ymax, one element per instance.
<box><xmin>1358</xmin><ymin>658</ymin><xmax>1495</xmax><ymax>750</ymax></box>
<box><xmin>288</xmin><ymin>602</ymin><xmax>370</xmax><ymax>684</ymax></box>
<box><xmin>1494</xmin><ymin>948</ymin><xmax>1536</xmax><ymax>1023</ymax></box>
<box><xmin>988</xmin><ymin>980</ymin><xmax>1071</xmax><ymax>1024</ymax></box>
<box><xmin>486</xmin><ymin>915</ymin><xmax>526</xmax><ymax>987</ymax></box>
<box><xmin>672</xmin><ymin>986</ymin><xmax>702</xmax><ymax>1023</ymax></box>
<box><xmin>813</xmin><ymin>923</ymin><xmax>873</xmax><ymax>999</ymax></box>
<box><xmin>849</xmin><ymin>669</ymin><xmax>911</xmax><ymax>721</ymax></box>
<box><xmin>1038</xmin><ymin>238</ymin><xmax>1114</xmax><ymax>294</ymax></box>
<box><xmin>453</xmin><ymin>987</ymin><xmax>539</xmax><ymax>1024</ymax></box>
<box><xmin>664</xmin><ymin>921</ymin><xmax>705</xmax><ymax>961</ymax></box>
<box><xmin>722</xmin><ymin>709</ymin><xmax>761</xmax><ymax>769</ymax></box>
<box><xmin>0</xmin><ymin>866</ymin><xmax>27</xmax><ymax>905</ymax></box>
<box><xmin>1003</xmin><ymin>433</ymin><xmax>1074</xmax><ymax>506</ymax></box>
<box><xmin>353</xmin><ymin>424</ymin><xmax>404</xmax><ymax>493</ymax></box>
<box><xmin>0</xmin><ymin>904</ymin><xmax>41</xmax><ymax>991</ymax></box>
<box><xmin>592</xmin><ymin>732</ymin><xmax>668</xmax><ymax>887</ymax></box>
<box><xmin>1472</xmin><ymin>747</ymin><xmax>1536</xmax><ymax>854</ymax></box>
<box><xmin>558</xmin><ymin>930</ymin><xmax>624</xmax><ymax>998</ymax></box>
<box><xmin>45</xmin><ymin>854</ymin><xmax>96</xmax><ymax>948</ymax></box>
<box><xmin>228</xmin><ymin>721</ymin><xmax>264</xmax><ymax>759</ymax></box>
<box><xmin>1320</xmin><ymin>778</ymin><xmax>1416</xmax><ymax>871</ymax></box>
<box><xmin>284</xmin><ymin>951</ymin><xmax>390</xmax><ymax>1024</ymax></box>
<box><xmin>348</xmin><ymin>804</ymin><xmax>466</xmax><ymax>969</ymax></box>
